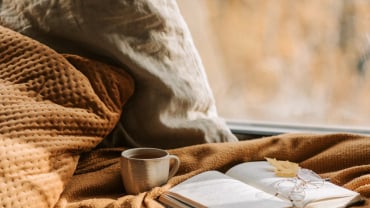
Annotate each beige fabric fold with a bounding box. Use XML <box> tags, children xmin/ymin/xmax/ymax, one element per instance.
<box><xmin>0</xmin><ymin>0</ymin><xmax>237</xmax><ymax>148</ymax></box>
<box><xmin>57</xmin><ymin>133</ymin><xmax>370</xmax><ymax>208</ymax></box>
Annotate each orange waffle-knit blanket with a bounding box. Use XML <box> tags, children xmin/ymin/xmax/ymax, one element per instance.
<box><xmin>0</xmin><ymin>25</ymin><xmax>134</xmax><ymax>208</ymax></box>
<box><xmin>58</xmin><ymin>133</ymin><xmax>370</xmax><ymax>208</ymax></box>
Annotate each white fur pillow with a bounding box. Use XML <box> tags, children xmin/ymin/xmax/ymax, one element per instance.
<box><xmin>0</xmin><ymin>0</ymin><xmax>237</xmax><ymax>148</ymax></box>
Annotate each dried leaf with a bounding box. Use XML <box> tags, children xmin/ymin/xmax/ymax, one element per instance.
<box><xmin>265</xmin><ymin>157</ymin><xmax>300</xmax><ymax>177</ymax></box>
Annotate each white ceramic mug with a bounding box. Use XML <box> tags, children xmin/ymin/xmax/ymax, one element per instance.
<box><xmin>120</xmin><ymin>147</ymin><xmax>180</xmax><ymax>194</ymax></box>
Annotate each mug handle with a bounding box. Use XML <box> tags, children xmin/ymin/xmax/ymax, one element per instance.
<box><xmin>168</xmin><ymin>155</ymin><xmax>180</xmax><ymax>179</ymax></box>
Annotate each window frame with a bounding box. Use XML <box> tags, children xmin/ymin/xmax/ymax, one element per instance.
<box><xmin>226</xmin><ymin>119</ymin><xmax>370</xmax><ymax>139</ymax></box>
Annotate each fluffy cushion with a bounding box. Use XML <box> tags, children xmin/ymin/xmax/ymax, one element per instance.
<box><xmin>0</xmin><ymin>0</ymin><xmax>237</xmax><ymax>148</ymax></box>
<box><xmin>0</xmin><ymin>25</ymin><xmax>134</xmax><ymax>208</ymax></box>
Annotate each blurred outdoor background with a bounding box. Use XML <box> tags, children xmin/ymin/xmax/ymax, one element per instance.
<box><xmin>177</xmin><ymin>0</ymin><xmax>370</xmax><ymax>128</ymax></box>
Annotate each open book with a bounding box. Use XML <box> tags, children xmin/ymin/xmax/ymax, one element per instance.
<box><xmin>158</xmin><ymin>161</ymin><xmax>363</xmax><ymax>208</ymax></box>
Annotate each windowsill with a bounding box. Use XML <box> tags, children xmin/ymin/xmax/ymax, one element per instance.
<box><xmin>226</xmin><ymin>119</ymin><xmax>370</xmax><ymax>138</ymax></box>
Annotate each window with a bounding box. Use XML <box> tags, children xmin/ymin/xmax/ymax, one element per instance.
<box><xmin>177</xmin><ymin>0</ymin><xmax>370</xmax><ymax>135</ymax></box>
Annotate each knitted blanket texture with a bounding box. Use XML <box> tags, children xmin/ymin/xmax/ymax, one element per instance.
<box><xmin>59</xmin><ymin>134</ymin><xmax>370</xmax><ymax>208</ymax></box>
<box><xmin>0</xmin><ymin>25</ymin><xmax>134</xmax><ymax>208</ymax></box>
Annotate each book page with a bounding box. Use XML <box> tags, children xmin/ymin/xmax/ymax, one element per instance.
<box><xmin>226</xmin><ymin>161</ymin><xmax>293</xmax><ymax>195</ymax></box>
<box><xmin>161</xmin><ymin>170</ymin><xmax>291</xmax><ymax>208</ymax></box>
<box><xmin>225</xmin><ymin>161</ymin><xmax>361</xmax><ymax>207</ymax></box>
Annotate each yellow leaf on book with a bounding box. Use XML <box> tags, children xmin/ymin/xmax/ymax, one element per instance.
<box><xmin>265</xmin><ymin>157</ymin><xmax>300</xmax><ymax>177</ymax></box>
